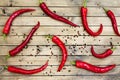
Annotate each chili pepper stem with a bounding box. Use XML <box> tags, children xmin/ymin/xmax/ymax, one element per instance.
<box><xmin>3</xmin><ymin>34</ymin><xmax>7</xmax><ymax>40</ymax></box>
<box><xmin>4</xmin><ymin>66</ymin><xmax>8</xmax><ymax>69</ymax></box>
<box><xmin>5</xmin><ymin>55</ymin><xmax>10</xmax><ymax>60</ymax></box>
<box><xmin>102</xmin><ymin>7</ymin><xmax>109</xmax><ymax>12</ymax></box>
<box><xmin>83</xmin><ymin>0</ymin><xmax>87</xmax><ymax>8</ymax></box>
<box><xmin>70</xmin><ymin>61</ymin><xmax>76</xmax><ymax>65</ymax></box>
<box><xmin>111</xmin><ymin>47</ymin><xmax>116</xmax><ymax>51</ymax></box>
<box><xmin>39</xmin><ymin>0</ymin><xmax>43</xmax><ymax>4</ymax></box>
<box><xmin>45</xmin><ymin>35</ymin><xmax>53</xmax><ymax>39</ymax></box>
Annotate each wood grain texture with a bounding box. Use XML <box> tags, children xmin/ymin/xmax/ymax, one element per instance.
<box><xmin>0</xmin><ymin>0</ymin><xmax>10</xmax><ymax>7</ymax></box>
<box><xmin>0</xmin><ymin>7</ymin><xmax>120</xmax><ymax>17</ymax></box>
<box><xmin>0</xmin><ymin>45</ymin><xmax>119</xmax><ymax>55</ymax></box>
<box><xmin>1</xmin><ymin>17</ymin><xmax>120</xmax><ymax>25</ymax></box>
<box><xmin>0</xmin><ymin>65</ymin><xmax>119</xmax><ymax>75</ymax></box>
<box><xmin>0</xmin><ymin>0</ymin><xmax>120</xmax><ymax>80</ymax></box>
<box><xmin>1</xmin><ymin>76</ymin><xmax>120</xmax><ymax>80</ymax></box>
<box><xmin>0</xmin><ymin>36</ymin><xmax>119</xmax><ymax>45</ymax></box>
<box><xmin>11</xmin><ymin>0</ymin><xmax>120</xmax><ymax>7</ymax></box>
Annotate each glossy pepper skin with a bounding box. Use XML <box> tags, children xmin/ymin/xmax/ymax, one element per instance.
<box><xmin>7</xmin><ymin>61</ymin><xmax>48</xmax><ymax>74</ymax></box>
<box><xmin>39</xmin><ymin>0</ymin><xmax>78</xmax><ymax>27</ymax></box>
<box><xmin>103</xmin><ymin>8</ymin><xmax>120</xmax><ymax>36</ymax></box>
<box><xmin>81</xmin><ymin>0</ymin><xmax>103</xmax><ymax>36</ymax></box>
<box><xmin>72</xmin><ymin>60</ymin><xmax>115</xmax><ymax>73</ymax></box>
<box><xmin>3</xmin><ymin>9</ymin><xmax>35</xmax><ymax>36</ymax></box>
<box><xmin>9</xmin><ymin>22</ymin><xmax>40</xmax><ymax>56</ymax></box>
<box><xmin>91</xmin><ymin>46</ymin><xmax>116</xmax><ymax>59</ymax></box>
<box><xmin>52</xmin><ymin>36</ymin><xmax>68</xmax><ymax>72</ymax></box>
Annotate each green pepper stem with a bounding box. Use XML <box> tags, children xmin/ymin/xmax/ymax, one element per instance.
<box><xmin>83</xmin><ymin>0</ymin><xmax>87</xmax><ymax>8</ymax></box>
<box><xmin>5</xmin><ymin>55</ymin><xmax>10</xmax><ymax>61</ymax></box>
<box><xmin>45</xmin><ymin>35</ymin><xmax>53</xmax><ymax>39</ymax></box>
<box><xmin>4</xmin><ymin>66</ymin><xmax>8</xmax><ymax>69</ymax></box>
<box><xmin>3</xmin><ymin>34</ymin><xmax>7</xmax><ymax>40</ymax></box>
<box><xmin>39</xmin><ymin>0</ymin><xmax>43</xmax><ymax>4</ymax></box>
<box><xmin>111</xmin><ymin>47</ymin><xmax>116</xmax><ymax>51</ymax></box>
<box><xmin>102</xmin><ymin>7</ymin><xmax>109</xmax><ymax>12</ymax></box>
<box><xmin>70</xmin><ymin>61</ymin><xmax>76</xmax><ymax>65</ymax></box>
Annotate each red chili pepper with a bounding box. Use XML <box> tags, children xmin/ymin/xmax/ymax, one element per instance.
<box><xmin>5</xmin><ymin>60</ymin><xmax>48</xmax><ymax>74</ymax></box>
<box><xmin>49</xmin><ymin>35</ymin><xmax>67</xmax><ymax>72</ymax></box>
<box><xmin>81</xmin><ymin>0</ymin><xmax>103</xmax><ymax>36</ymax></box>
<box><xmin>3</xmin><ymin>9</ymin><xmax>35</xmax><ymax>38</ymax></box>
<box><xmin>71</xmin><ymin>60</ymin><xmax>115</xmax><ymax>73</ymax></box>
<box><xmin>103</xmin><ymin>7</ymin><xmax>120</xmax><ymax>36</ymax></box>
<box><xmin>8</xmin><ymin>22</ymin><xmax>40</xmax><ymax>57</ymax></box>
<box><xmin>91</xmin><ymin>46</ymin><xmax>116</xmax><ymax>59</ymax></box>
<box><xmin>39</xmin><ymin>0</ymin><xmax>78</xmax><ymax>27</ymax></box>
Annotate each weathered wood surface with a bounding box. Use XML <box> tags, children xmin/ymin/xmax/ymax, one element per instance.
<box><xmin>0</xmin><ymin>0</ymin><xmax>120</xmax><ymax>80</ymax></box>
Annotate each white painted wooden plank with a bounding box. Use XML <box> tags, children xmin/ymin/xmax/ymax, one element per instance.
<box><xmin>12</xmin><ymin>0</ymin><xmax>120</xmax><ymax>7</ymax></box>
<box><xmin>0</xmin><ymin>26</ymin><xmax>117</xmax><ymax>36</ymax></box>
<box><xmin>0</xmin><ymin>7</ymin><xmax>120</xmax><ymax>17</ymax></box>
<box><xmin>0</xmin><ymin>17</ymin><xmax>79</xmax><ymax>26</ymax></box>
<box><xmin>0</xmin><ymin>56</ymin><xmax>117</xmax><ymax>65</ymax></box>
<box><xmin>0</xmin><ymin>36</ymin><xmax>119</xmax><ymax>45</ymax></box>
<box><xmin>0</xmin><ymin>45</ymin><xmax>119</xmax><ymax>56</ymax></box>
<box><xmin>0</xmin><ymin>65</ymin><xmax>118</xmax><ymax>75</ymax></box>
<box><xmin>7</xmin><ymin>26</ymin><xmax>117</xmax><ymax>36</ymax></box>
<box><xmin>0</xmin><ymin>76</ymin><xmax>120</xmax><ymax>80</ymax></box>
<box><xmin>1</xmin><ymin>17</ymin><xmax>120</xmax><ymax>26</ymax></box>
<box><xmin>0</xmin><ymin>0</ymin><xmax>10</xmax><ymax>6</ymax></box>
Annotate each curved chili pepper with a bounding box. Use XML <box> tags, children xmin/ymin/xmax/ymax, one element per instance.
<box><xmin>49</xmin><ymin>35</ymin><xmax>67</xmax><ymax>72</ymax></box>
<box><xmin>81</xmin><ymin>0</ymin><xmax>103</xmax><ymax>36</ymax></box>
<box><xmin>71</xmin><ymin>60</ymin><xmax>115</xmax><ymax>73</ymax></box>
<box><xmin>39</xmin><ymin>0</ymin><xmax>78</xmax><ymax>27</ymax></box>
<box><xmin>5</xmin><ymin>60</ymin><xmax>48</xmax><ymax>74</ymax></box>
<box><xmin>91</xmin><ymin>46</ymin><xmax>116</xmax><ymax>59</ymax></box>
<box><xmin>8</xmin><ymin>22</ymin><xmax>40</xmax><ymax>57</ymax></box>
<box><xmin>3</xmin><ymin>9</ymin><xmax>35</xmax><ymax>38</ymax></box>
<box><xmin>103</xmin><ymin>7</ymin><xmax>120</xmax><ymax>36</ymax></box>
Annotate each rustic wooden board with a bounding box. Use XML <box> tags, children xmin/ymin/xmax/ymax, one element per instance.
<box><xmin>0</xmin><ymin>45</ymin><xmax>119</xmax><ymax>55</ymax></box>
<box><xmin>0</xmin><ymin>0</ymin><xmax>120</xmax><ymax>80</ymax></box>
<box><xmin>1</xmin><ymin>17</ymin><xmax>120</xmax><ymax>25</ymax></box>
<box><xmin>1</xmin><ymin>76</ymin><xmax>120</xmax><ymax>80</ymax></box>
<box><xmin>0</xmin><ymin>0</ymin><xmax>10</xmax><ymax>7</ymax></box>
<box><xmin>11</xmin><ymin>0</ymin><xmax>120</xmax><ymax>7</ymax></box>
<box><xmin>0</xmin><ymin>7</ymin><xmax>120</xmax><ymax>17</ymax></box>
<box><xmin>0</xmin><ymin>26</ymin><xmax>116</xmax><ymax>36</ymax></box>
<box><xmin>0</xmin><ymin>36</ymin><xmax>119</xmax><ymax>45</ymax></box>
<box><xmin>0</xmin><ymin>65</ymin><xmax>119</xmax><ymax>75</ymax></box>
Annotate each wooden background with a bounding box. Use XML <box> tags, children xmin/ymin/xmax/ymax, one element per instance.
<box><xmin>0</xmin><ymin>0</ymin><xmax>120</xmax><ymax>80</ymax></box>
